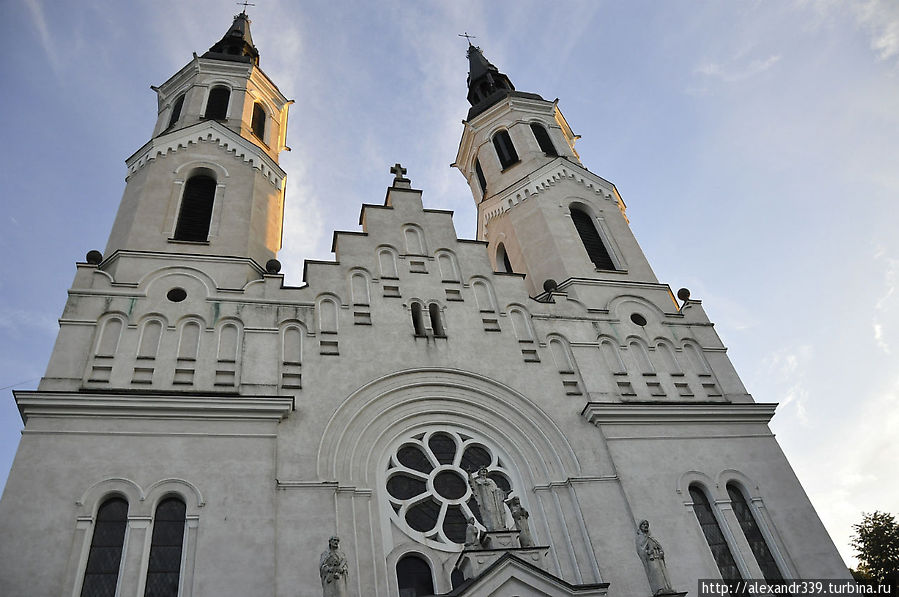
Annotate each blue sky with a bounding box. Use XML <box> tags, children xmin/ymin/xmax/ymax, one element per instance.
<box><xmin>2</xmin><ymin>0</ymin><xmax>898</xmax><ymax>569</ymax></box>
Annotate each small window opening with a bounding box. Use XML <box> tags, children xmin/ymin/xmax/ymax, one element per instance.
<box><xmin>492</xmin><ymin>130</ymin><xmax>519</xmax><ymax>169</ymax></box>
<box><xmin>174</xmin><ymin>175</ymin><xmax>216</xmax><ymax>241</ymax></box>
<box><xmin>496</xmin><ymin>243</ymin><xmax>513</xmax><ymax>273</ymax></box>
<box><xmin>81</xmin><ymin>497</ymin><xmax>128</xmax><ymax>597</ymax></box>
<box><xmin>530</xmin><ymin>122</ymin><xmax>558</xmax><ymax>156</ymax></box>
<box><xmin>251</xmin><ymin>102</ymin><xmax>266</xmax><ymax>141</ymax></box>
<box><xmin>411</xmin><ymin>303</ymin><xmax>426</xmax><ymax>337</ymax></box>
<box><xmin>397</xmin><ymin>554</ymin><xmax>435</xmax><ymax>597</ymax></box>
<box><xmin>570</xmin><ymin>207</ymin><xmax>616</xmax><ymax>270</ymax></box>
<box><xmin>475</xmin><ymin>158</ymin><xmax>487</xmax><ymax>197</ymax></box>
<box><xmin>429</xmin><ymin>304</ymin><xmax>445</xmax><ymax>337</ymax></box>
<box><xmin>630</xmin><ymin>313</ymin><xmax>647</xmax><ymax>326</ymax></box>
<box><xmin>690</xmin><ymin>485</ymin><xmax>742</xmax><ymax>584</ymax></box>
<box><xmin>168</xmin><ymin>95</ymin><xmax>185</xmax><ymax>129</ymax></box>
<box><xmin>204</xmin><ymin>86</ymin><xmax>230</xmax><ymax>120</ymax></box>
<box><xmin>144</xmin><ymin>497</ymin><xmax>186</xmax><ymax>597</ymax></box>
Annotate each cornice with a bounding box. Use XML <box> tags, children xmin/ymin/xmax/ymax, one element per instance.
<box><xmin>581</xmin><ymin>402</ymin><xmax>777</xmax><ymax>426</ymax></box>
<box><xmin>14</xmin><ymin>391</ymin><xmax>294</xmax><ymax>423</ymax></box>
<box><xmin>125</xmin><ymin>120</ymin><xmax>286</xmax><ymax>186</ymax></box>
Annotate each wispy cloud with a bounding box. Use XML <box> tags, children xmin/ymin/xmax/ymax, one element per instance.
<box><xmin>0</xmin><ymin>308</ymin><xmax>58</xmax><ymax>336</ymax></box>
<box><xmin>853</xmin><ymin>0</ymin><xmax>899</xmax><ymax>62</ymax></box>
<box><xmin>24</xmin><ymin>0</ymin><xmax>59</xmax><ymax>74</ymax></box>
<box><xmin>695</xmin><ymin>54</ymin><xmax>782</xmax><ymax>83</ymax></box>
<box><xmin>872</xmin><ymin>249</ymin><xmax>898</xmax><ymax>354</ymax></box>
<box><xmin>763</xmin><ymin>345</ymin><xmax>813</xmax><ymax>424</ymax></box>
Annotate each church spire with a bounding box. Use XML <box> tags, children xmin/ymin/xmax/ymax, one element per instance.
<box><xmin>203</xmin><ymin>11</ymin><xmax>260</xmax><ymax>66</ymax></box>
<box><xmin>465</xmin><ymin>45</ymin><xmax>517</xmax><ymax>119</ymax></box>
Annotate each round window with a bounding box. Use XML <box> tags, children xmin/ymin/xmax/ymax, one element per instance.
<box><xmin>166</xmin><ymin>288</ymin><xmax>187</xmax><ymax>302</ymax></box>
<box><xmin>630</xmin><ymin>313</ymin><xmax>647</xmax><ymax>326</ymax></box>
<box><xmin>385</xmin><ymin>430</ymin><xmax>516</xmax><ymax>550</ymax></box>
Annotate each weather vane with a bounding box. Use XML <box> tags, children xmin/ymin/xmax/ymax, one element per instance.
<box><xmin>458</xmin><ymin>32</ymin><xmax>477</xmax><ymax>46</ymax></box>
<box><xmin>237</xmin><ymin>1</ymin><xmax>255</xmax><ymax>13</ymax></box>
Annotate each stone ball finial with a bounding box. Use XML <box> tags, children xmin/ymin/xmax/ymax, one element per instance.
<box><xmin>85</xmin><ymin>250</ymin><xmax>103</xmax><ymax>265</ymax></box>
<box><xmin>265</xmin><ymin>259</ymin><xmax>282</xmax><ymax>274</ymax></box>
<box><xmin>677</xmin><ymin>287</ymin><xmax>691</xmax><ymax>301</ymax></box>
<box><xmin>543</xmin><ymin>279</ymin><xmax>558</xmax><ymax>293</ymax></box>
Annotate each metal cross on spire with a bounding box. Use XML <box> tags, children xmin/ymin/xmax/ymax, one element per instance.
<box><xmin>237</xmin><ymin>1</ymin><xmax>255</xmax><ymax>14</ymax></box>
<box><xmin>458</xmin><ymin>32</ymin><xmax>477</xmax><ymax>46</ymax></box>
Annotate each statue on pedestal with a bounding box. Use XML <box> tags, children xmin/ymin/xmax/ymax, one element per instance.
<box><xmin>464</xmin><ymin>516</ymin><xmax>481</xmax><ymax>548</ymax></box>
<box><xmin>635</xmin><ymin>519</ymin><xmax>674</xmax><ymax>596</ymax></box>
<box><xmin>467</xmin><ymin>466</ymin><xmax>507</xmax><ymax>531</ymax></box>
<box><xmin>506</xmin><ymin>497</ymin><xmax>534</xmax><ymax>547</ymax></box>
<box><xmin>319</xmin><ymin>536</ymin><xmax>349</xmax><ymax>597</ymax></box>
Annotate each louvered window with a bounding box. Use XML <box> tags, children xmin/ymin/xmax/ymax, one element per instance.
<box><xmin>475</xmin><ymin>158</ymin><xmax>487</xmax><ymax>196</ymax></box>
<box><xmin>144</xmin><ymin>497</ymin><xmax>186</xmax><ymax>597</ymax></box>
<box><xmin>690</xmin><ymin>486</ymin><xmax>742</xmax><ymax>583</ymax></box>
<box><xmin>81</xmin><ymin>498</ymin><xmax>128</xmax><ymax>597</ymax></box>
<box><xmin>168</xmin><ymin>95</ymin><xmax>185</xmax><ymax>129</ymax></box>
<box><xmin>727</xmin><ymin>484</ymin><xmax>784</xmax><ymax>582</ymax></box>
<box><xmin>531</xmin><ymin>122</ymin><xmax>558</xmax><ymax>156</ymax></box>
<box><xmin>570</xmin><ymin>208</ymin><xmax>615</xmax><ymax>270</ymax></box>
<box><xmin>492</xmin><ymin>130</ymin><xmax>518</xmax><ymax>169</ymax></box>
<box><xmin>204</xmin><ymin>86</ymin><xmax>230</xmax><ymax>120</ymax></box>
<box><xmin>251</xmin><ymin>103</ymin><xmax>266</xmax><ymax>141</ymax></box>
<box><xmin>174</xmin><ymin>175</ymin><xmax>216</xmax><ymax>241</ymax></box>
<box><xmin>397</xmin><ymin>554</ymin><xmax>435</xmax><ymax>597</ymax></box>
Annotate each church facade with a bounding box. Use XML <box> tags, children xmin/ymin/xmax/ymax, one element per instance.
<box><xmin>0</xmin><ymin>12</ymin><xmax>848</xmax><ymax>597</ymax></box>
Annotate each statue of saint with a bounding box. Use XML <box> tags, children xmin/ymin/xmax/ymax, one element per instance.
<box><xmin>319</xmin><ymin>536</ymin><xmax>349</xmax><ymax>597</ymax></box>
<box><xmin>467</xmin><ymin>466</ymin><xmax>507</xmax><ymax>531</ymax></box>
<box><xmin>464</xmin><ymin>516</ymin><xmax>481</xmax><ymax>548</ymax></box>
<box><xmin>635</xmin><ymin>519</ymin><xmax>674</xmax><ymax>595</ymax></box>
<box><xmin>506</xmin><ymin>497</ymin><xmax>534</xmax><ymax>547</ymax></box>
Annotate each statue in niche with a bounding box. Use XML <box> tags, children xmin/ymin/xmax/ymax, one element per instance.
<box><xmin>464</xmin><ymin>516</ymin><xmax>481</xmax><ymax>548</ymax></box>
<box><xmin>635</xmin><ymin>519</ymin><xmax>674</xmax><ymax>595</ymax></box>
<box><xmin>467</xmin><ymin>466</ymin><xmax>507</xmax><ymax>531</ymax></box>
<box><xmin>506</xmin><ymin>496</ymin><xmax>534</xmax><ymax>547</ymax></box>
<box><xmin>319</xmin><ymin>536</ymin><xmax>349</xmax><ymax>597</ymax></box>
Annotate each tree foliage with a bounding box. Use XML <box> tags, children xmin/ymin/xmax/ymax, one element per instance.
<box><xmin>851</xmin><ymin>511</ymin><xmax>899</xmax><ymax>587</ymax></box>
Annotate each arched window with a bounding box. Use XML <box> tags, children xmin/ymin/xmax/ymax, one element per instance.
<box><xmin>80</xmin><ymin>497</ymin><xmax>128</xmax><ymax>597</ymax></box>
<box><xmin>168</xmin><ymin>95</ymin><xmax>185</xmax><ymax>129</ymax></box>
<box><xmin>251</xmin><ymin>102</ymin><xmax>266</xmax><ymax>141</ymax></box>
<box><xmin>570</xmin><ymin>207</ymin><xmax>615</xmax><ymax>270</ymax></box>
<box><xmin>397</xmin><ymin>554</ymin><xmax>435</xmax><ymax>597</ymax></box>
<box><xmin>492</xmin><ymin>130</ymin><xmax>518</xmax><ymax>169</ymax></box>
<box><xmin>475</xmin><ymin>158</ymin><xmax>487</xmax><ymax>196</ymax></box>
<box><xmin>496</xmin><ymin>243</ymin><xmax>512</xmax><ymax>273</ymax></box>
<box><xmin>204</xmin><ymin>86</ymin><xmax>230</xmax><ymax>120</ymax></box>
<box><xmin>727</xmin><ymin>484</ymin><xmax>783</xmax><ymax>581</ymax></box>
<box><xmin>530</xmin><ymin>122</ymin><xmax>558</xmax><ymax>157</ymax></box>
<box><xmin>137</xmin><ymin>320</ymin><xmax>163</xmax><ymax>359</ymax></box>
<box><xmin>174</xmin><ymin>175</ymin><xmax>216</xmax><ymax>241</ymax></box>
<box><xmin>144</xmin><ymin>497</ymin><xmax>187</xmax><ymax>597</ymax></box>
<box><xmin>690</xmin><ymin>485</ymin><xmax>742</xmax><ymax>582</ymax></box>
<box><xmin>411</xmin><ymin>302</ymin><xmax>426</xmax><ymax>337</ymax></box>
<box><xmin>429</xmin><ymin>303</ymin><xmax>445</xmax><ymax>337</ymax></box>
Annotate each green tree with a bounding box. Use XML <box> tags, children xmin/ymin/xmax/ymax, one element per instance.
<box><xmin>850</xmin><ymin>511</ymin><xmax>899</xmax><ymax>588</ymax></box>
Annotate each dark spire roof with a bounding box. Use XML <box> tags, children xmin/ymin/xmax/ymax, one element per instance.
<box><xmin>202</xmin><ymin>11</ymin><xmax>260</xmax><ymax>66</ymax></box>
<box><xmin>465</xmin><ymin>45</ymin><xmax>542</xmax><ymax>120</ymax></box>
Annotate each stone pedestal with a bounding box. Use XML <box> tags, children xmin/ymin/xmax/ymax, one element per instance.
<box><xmin>455</xmin><ymin>530</ymin><xmax>552</xmax><ymax>580</ymax></box>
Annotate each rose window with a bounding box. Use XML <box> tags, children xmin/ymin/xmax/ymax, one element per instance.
<box><xmin>385</xmin><ymin>430</ymin><xmax>514</xmax><ymax>549</ymax></box>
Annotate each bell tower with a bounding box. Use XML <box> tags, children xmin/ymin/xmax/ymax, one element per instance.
<box><xmin>103</xmin><ymin>11</ymin><xmax>291</xmax><ymax>274</ymax></box>
<box><xmin>454</xmin><ymin>44</ymin><xmax>658</xmax><ymax>297</ymax></box>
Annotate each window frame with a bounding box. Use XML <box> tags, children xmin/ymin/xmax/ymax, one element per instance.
<box><xmin>492</xmin><ymin>130</ymin><xmax>519</xmax><ymax>170</ymax></box>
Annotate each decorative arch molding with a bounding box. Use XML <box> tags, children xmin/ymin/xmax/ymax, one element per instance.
<box><xmin>606</xmin><ymin>294</ymin><xmax>668</xmax><ymax>320</ymax></box>
<box><xmin>144</xmin><ymin>478</ymin><xmax>206</xmax><ymax>510</ymax></box>
<box><xmin>675</xmin><ymin>470</ymin><xmax>717</xmax><ymax>500</ymax></box>
<box><xmin>139</xmin><ymin>266</ymin><xmax>218</xmax><ymax>301</ymax></box>
<box><xmin>716</xmin><ymin>469</ymin><xmax>762</xmax><ymax>500</ymax></box>
<box><xmin>173</xmin><ymin>159</ymin><xmax>230</xmax><ymax>180</ymax></box>
<box><xmin>316</xmin><ymin>368</ymin><xmax>581</xmax><ymax>487</ymax></box>
<box><xmin>76</xmin><ymin>477</ymin><xmax>144</xmax><ymax>510</ymax></box>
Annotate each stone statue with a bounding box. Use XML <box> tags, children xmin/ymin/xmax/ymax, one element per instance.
<box><xmin>319</xmin><ymin>536</ymin><xmax>349</xmax><ymax>597</ymax></box>
<box><xmin>506</xmin><ymin>496</ymin><xmax>534</xmax><ymax>547</ymax></box>
<box><xmin>468</xmin><ymin>466</ymin><xmax>507</xmax><ymax>531</ymax></box>
<box><xmin>464</xmin><ymin>516</ymin><xmax>481</xmax><ymax>548</ymax></box>
<box><xmin>635</xmin><ymin>519</ymin><xmax>674</xmax><ymax>596</ymax></box>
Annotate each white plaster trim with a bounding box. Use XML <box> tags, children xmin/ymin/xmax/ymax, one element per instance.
<box><xmin>582</xmin><ymin>402</ymin><xmax>777</xmax><ymax>426</ymax></box>
<box><xmin>14</xmin><ymin>391</ymin><xmax>294</xmax><ymax>421</ymax></box>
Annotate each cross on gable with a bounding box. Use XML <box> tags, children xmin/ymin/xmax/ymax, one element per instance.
<box><xmin>458</xmin><ymin>32</ymin><xmax>477</xmax><ymax>45</ymax></box>
<box><xmin>390</xmin><ymin>163</ymin><xmax>408</xmax><ymax>180</ymax></box>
